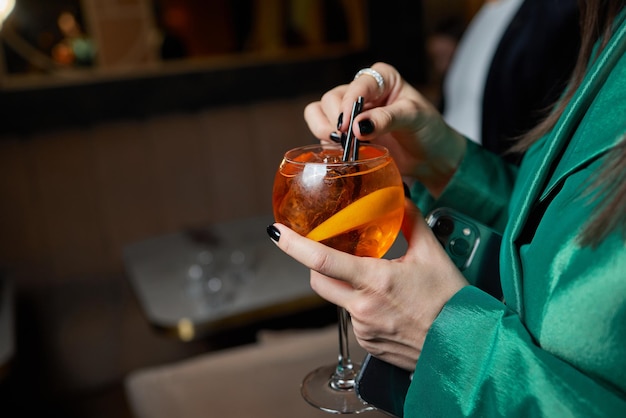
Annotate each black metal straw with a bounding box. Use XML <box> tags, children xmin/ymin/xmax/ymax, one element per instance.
<box><xmin>342</xmin><ymin>96</ymin><xmax>364</xmax><ymax>162</ymax></box>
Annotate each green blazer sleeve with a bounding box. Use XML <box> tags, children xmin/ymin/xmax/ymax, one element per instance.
<box><xmin>405</xmin><ymin>12</ymin><xmax>626</xmax><ymax>417</ymax></box>
<box><xmin>419</xmin><ymin>139</ymin><xmax>518</xmax><ymax>233</ymax></box>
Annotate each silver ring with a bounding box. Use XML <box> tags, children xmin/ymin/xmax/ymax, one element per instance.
<box><xmin>354</xmin><ymin>68</ymin><xmax>384</xmax><ymax>96</ymax></box>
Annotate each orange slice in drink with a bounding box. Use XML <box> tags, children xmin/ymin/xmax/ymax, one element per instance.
<box><xmin>306</xmin><ymin>186</ymin><xmax>404</xmax><ymax>242</ymax></box>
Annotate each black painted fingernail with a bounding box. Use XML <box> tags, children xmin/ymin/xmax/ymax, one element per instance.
<box><xmin>358</xmin><ymin>119</ymin><xmax>375</xmax><ymax>135</ymax></box>
<box><xmin>337</xmin><ymin>113</ymin><xmax>343</xmax><ymax>130</ymax></box>
<box><xmin>330</xmin><ymin>132</ymin><xmax>348</xmax><ymax>147</ymax></box>
<box><xmin>403</xmin><ymin>182</ymin><xmax>412</xmax><ymax>198</ymax></box>
<box><xmin>267</xmin><ymin>224</ymin><xmax>280</xmax><ymax>242</ymax></box>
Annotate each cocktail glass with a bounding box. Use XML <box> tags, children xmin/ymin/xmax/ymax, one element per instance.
<box><xmin>272</xmin><ymin>142</ymin><xmax>404</xmax><ymax>414</ymax></box>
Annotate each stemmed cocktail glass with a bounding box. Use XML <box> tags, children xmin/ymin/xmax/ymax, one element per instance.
<box><xmin>272</xmin><ymin>135</ymin><xmax>404</xmax><ymax>413</ymax></box>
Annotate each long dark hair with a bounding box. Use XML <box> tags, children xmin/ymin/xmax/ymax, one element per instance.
<box><xmin>512</xmin><ymin>0</ymin><xmax>626</xmax><ymax>247</ymax></box>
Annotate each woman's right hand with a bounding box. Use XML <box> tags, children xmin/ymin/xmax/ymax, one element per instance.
<box><xmin>304</xmin><ymin>62</ymin><xmax>467</xmax><ymax>198</ymax></box>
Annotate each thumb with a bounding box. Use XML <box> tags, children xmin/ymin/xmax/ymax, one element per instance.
<box><xmin>400</xmin><ymin>199</ymin><xmax>442</xmax><ymax>259</ymax></box>
<box><xmin>400</xmin><ymin>198</ymin><xmax>424</xmax><ymax>244</ymax></box>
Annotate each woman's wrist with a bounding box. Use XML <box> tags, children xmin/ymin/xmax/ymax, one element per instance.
<box><xmin>415</xmin><ymin>128</ymin><xmax>467</xmax><ymax>198</ymax></box>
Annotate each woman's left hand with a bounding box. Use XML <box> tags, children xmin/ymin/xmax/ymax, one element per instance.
<box><xmin>268</xmin><ymin>199</ymin><xmax>468</xmax><ymax>371</ymax></box>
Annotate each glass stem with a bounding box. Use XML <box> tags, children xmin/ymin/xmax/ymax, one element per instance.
<box><xmin>331</xmin><ymin>306</ymin><xmax>357</xmax><ymax>391</ymax></box>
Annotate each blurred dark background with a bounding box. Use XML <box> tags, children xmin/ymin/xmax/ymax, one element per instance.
<box><xmin>0</xmin><ymin>1</ymin><xmax>478</xmax><ymax>417</ymax></box>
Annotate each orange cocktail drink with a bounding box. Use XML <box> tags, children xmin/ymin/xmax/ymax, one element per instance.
<box><xmin>272</xmin><ymin>143</ymin><xmax>404</xmax><ymax>258</ymax></box>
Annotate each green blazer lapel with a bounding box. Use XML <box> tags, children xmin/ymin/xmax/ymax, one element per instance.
<box><xmin>542</xmin><ymin>46</ymin><xmax>626</xmax><ymax>201</ymax></box>
<box><xmin>504</xmin><ymin>15</ymin><xmax>626</xmax><ymax>317</ymax></box>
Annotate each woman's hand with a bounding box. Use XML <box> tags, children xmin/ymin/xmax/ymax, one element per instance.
<box><xmin>304</xmin><ymin>62</ymin><xmax>467</xmax><ymax>198</ymax></box>
<box><xmin>268</xmin><ymin>199</ymin><xmax>468</xmax><ymax>371</ymax></box>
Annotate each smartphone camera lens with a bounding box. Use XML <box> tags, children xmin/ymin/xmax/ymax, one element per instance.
<box><xmin>433</xmin><ymin>217</ymin><xmax>454</xmax><ymax>236</ymax></box>
<box><xmin>449</xmin><ymin>238</ymin><xmax>471</xmax><ymax>257</ymax></box>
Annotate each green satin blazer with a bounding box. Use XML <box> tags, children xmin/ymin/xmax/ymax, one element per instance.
<box><xmin>407</xmin><ymin>12</ymin><xmax>626</xmax><ymax>417</ymax></box>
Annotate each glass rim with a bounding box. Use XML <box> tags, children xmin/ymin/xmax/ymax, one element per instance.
<box><xmin>283</xmin><ymin>142</ymin><xmax>390</xmax><ymax>166</ymax></box>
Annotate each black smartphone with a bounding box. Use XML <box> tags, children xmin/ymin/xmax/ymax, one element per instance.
<box><xmin>355</xmin><ymin>208</ymin><xmax>503</xmax><ymax>417</ymax></box>
<box><xmin>356</xmin><ymin>354</ymin><xmax>413</xmax><ymax>417</ymax></box>
<box><xmin>425</xmin><ymin>207</ymin><xmax>502</xmax><ymax>299</ymax></box>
